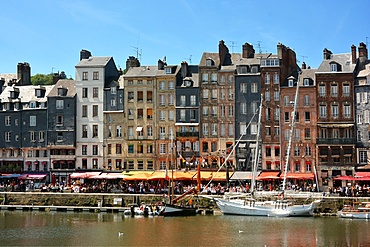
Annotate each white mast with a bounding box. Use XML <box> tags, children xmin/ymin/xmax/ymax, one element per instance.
<box><xmin>282</xmin><ymin>72</ymin><xmax>301</xmax><ymax>191</ymax></box>
<box><xmin>250</xmin><ymin>95</ymin><xmax>263</xmax><ymax>193</ymax></box>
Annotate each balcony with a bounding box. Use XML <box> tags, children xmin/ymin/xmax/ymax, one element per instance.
<box><xmin>176</xmin><ymin>132</ymin><xmax>199</xmax><ymax>137</ymax></box>
<box><xmin>316</xmin><ymin>138</ymin><xmax>355</xmax><ymax>145</ymax></box>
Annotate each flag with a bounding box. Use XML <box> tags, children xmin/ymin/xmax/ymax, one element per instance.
<box><xmin>165</xmin><ymin>168</ymin><xmax>170</xmax><ymax>181</ymax></box>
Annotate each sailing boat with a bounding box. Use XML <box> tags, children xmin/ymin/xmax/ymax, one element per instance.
<box><xmin>215</xmin><ymin>75</ymin><xmax>320</xmax><ymax>217</ymax></box>
<box><xmin>161</xmin><ymin>129</ymin><xmax>198</xmax><ymax>217</ymax></box>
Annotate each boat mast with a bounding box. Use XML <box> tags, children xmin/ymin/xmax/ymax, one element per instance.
<box><xmin>282</xmin><ymin>72</ymin><xmax>301</xmax><ymax>191</ymax></box>
<box><xmin>250</xmin><ymin>95</ymin><xmax>263</xmax><ymax>193</ymax></box>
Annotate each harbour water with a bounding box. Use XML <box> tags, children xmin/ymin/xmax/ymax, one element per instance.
<box><xmin>1</xmin><ymin>211</ymin><xmax>370</xmax><ymax>246</ymax></box>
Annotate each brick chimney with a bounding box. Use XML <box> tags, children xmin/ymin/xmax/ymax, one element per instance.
<box><xmin>219</xmin><ymin>40</ymin><xmax>231</xmax><ymax>66</ymax></box>
<box><xmin>80</xmin><ymin>49</ymin><xmax>92</xmax><ymax>60</ymax></box>
<box><xmin>181</xmin><ymin>61</ymin><xmax>188</xmax><ymax>78</ymax></box>
<box><xmin>323</xmin><ymin>48</ymin><xmax>332</xmax><ymax>60</ymax></box>
<box><xmin>242</xmin><ymin>43</ymin><xmax>255</xmax><ymax>58</ymax></box>
<box><xmin>125</xmin><ymin>56</ymin><xmax>140</xmax><ymax>71</ymax></box>
<box><xmin>351</xmin><ymin>45</ymin><xmax>357</xmax><ymax>64</ymax></box>
<box><xmin>301</xmin><ymin>62</ymin><xmax>307</xmax><ymax>69</ymax></box>
<box><xmin>17</xmin><ymin>62</ymin><xmax>31</xmax><ymax>85</ymax></box>
<box><xmin>358</xmin><ymin>42</ymin><xmax>368</xmax><ymax>61</ymax></box>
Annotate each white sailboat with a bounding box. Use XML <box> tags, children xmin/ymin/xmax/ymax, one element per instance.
<box><xmin>215</xmin><ymin>73</ymin><xmax>320</xmax><ymax>217</ymax></box>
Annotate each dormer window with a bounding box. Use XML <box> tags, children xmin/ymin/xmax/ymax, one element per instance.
<box><xmin>288</xmin><ymin>79</ymin><xmax>294</xmax><ymax>87</ymax></box>
<box><xmin>251</xmin><ymin>66</ymin><xmax>258</xmax><ymax>73</ymax></box>
<box><xmin>206</xmin><ymin>59</ymin><xmax>213</xmax><ymax>66</ymax></box>
<box><xmin>330</xmin><ymin>63</ymin><xmax>337</xmax><ymax>72</ymax></box>
<box><xmin>29</xmin><ymin>101</ymin><xmax>36</xmax><ymax>108</ymax></box>
<box><xmin>165</xmin><ymin>68</ymin><xmax>172</xmax><ymax>74</ymax></box>
<box><xmin>111</xmin><ymin>87</ymin><xmax>117</xmax><ymax>95</ymax></box>
<box><xmin>57</xmin><ymin>87</ymin><xmax>67</xmax><ymax>96</ymax></box>
<box><xmin>184</xmin><ymin>80</ymin><xmax>192</xmax><ymax>87</ymax></box>
<box><xmin>240</xmin><ymin>66</ymin><xmax>248</xmax><ymax>74</ymax></box>
<box><xmin>303</xmin><ymin>78</ymin><xmax>309</xmax><ymax>86</ymax></box>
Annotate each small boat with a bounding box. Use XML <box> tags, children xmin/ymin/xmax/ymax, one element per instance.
<box><xmin>162</xmin><ymin>187</ymin><xmax>198</xmax><ymax>217</ymax></box>
<box><xmin>338</xmin><ymin>202</ymin><xmax>370</xmax><ymax>219</ymax></box>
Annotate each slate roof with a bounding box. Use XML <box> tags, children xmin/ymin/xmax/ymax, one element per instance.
<box><xmin>124</xmin><ymin>66</ymin><xmax>159</xmax><ymax>77</ymax></box>
<box><xmin>317</xmin><ymin>53</ymin><xmax>356</xmax><ymax>72</ymax></box>
<box><xmin>0</xmin><ymin>84</ymin><xmax>54</xmax><ymax>103</ymax></box>
<box><xmin>357</xmin><ymin>63</ymin><xmax>370</xmax><ymax>78</ymax></box>
<box><xmin>298</xmin><ymin>68</ymin><xmax>317</xmax><ymax>86</ymax></box>
<box><xmin>75</xmin><ymin>56</ymin><xmax>112</xmax><ymax>68</ymax></box>
<box><xmin>47</xmin><ymin>79</ymin><xmax>76</xmax><ymax>97</ymax></box>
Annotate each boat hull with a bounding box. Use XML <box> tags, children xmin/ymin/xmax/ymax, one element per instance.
<box><xmin>339</xmin><ymin>211</ymin><xmax>370</xmax><ymax>219</ymax></box>
<box><xmin>162</xmin><ymin>204</ymin><xmax>197</xmax><ymax>217</ymax></box>
<box><xmin>215</xmin><ymin>198</ymin><xmax>317</xmax><ymax>217</ymax></box>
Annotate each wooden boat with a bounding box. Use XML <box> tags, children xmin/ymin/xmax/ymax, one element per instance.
<box><xmin>338</xmin><ymin>202</ymin><xmax>370</xmax><ymax>219</ymax></box>
<box><xmin>162</xmin><ymin>187</ymin><xmax>198</xmax><ymax>217</ymax></box>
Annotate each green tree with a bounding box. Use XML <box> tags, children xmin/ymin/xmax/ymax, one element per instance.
<box><xmin>31</xmin><ymin>73</ymin><xmax>53</xmax><ymax>85</ymax></box>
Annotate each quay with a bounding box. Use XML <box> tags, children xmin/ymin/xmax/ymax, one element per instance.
<box><xmin>1</xmin><ymin>191</ymin><xmax>370</xmax><ymax>216</ymax></box>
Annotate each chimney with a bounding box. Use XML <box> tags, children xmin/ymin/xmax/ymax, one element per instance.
<box><xmin>358</xmin><ymin>42</ymin><xmax>368</xmax><ymax>60</ymax></box>
<box><xmin>80</xmin><ymin>49</ymin><xmax>92</xmax><ymax>60</ymax></box>
<box><xmin>242</xmin><ymin>43</ymin><xmax>255</xmax><ymax>58</ymax></box>
<box><xmin>17</xmin><ymin>62</ymin><xmax>31</xmax><ymax>85</ymax></box>
<box><xmin>323</xmin><ymin>48</ymin><xmax>332</xmax><ymax>60</ymax></box>
<box><xmin>351</xmin><ymin>45</ymin><xmax>357</xmax><ymax>64</ymax></box>
<box><xmin>301</xmin><ymin>62</ymin><xmax>307</xmax><ymax>69</ymax></box>
<box><xmin>181</xmin><ymin>61</ymin><xmax>188</xmax><ymax>78</ymax></box>
<box><xmin>125</xmin><ymin>56</ymin><xmax>140</xmax><ymax>71</ymax></box>
<box><xmin>158</xmin><ymin>59</ymin><xmax>165</xmax><ymax>70</ymax></box>
<box><xmin>219</xmin><ymin>40</ymin><xmax>231</xmax><ymax>66</ymax></box>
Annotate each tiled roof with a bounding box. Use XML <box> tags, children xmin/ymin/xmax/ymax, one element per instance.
<box><xmin>317</xmin><ymin>53</ymin><xmax>356</xmax><ymax>72</ymax></box>
<box><xmin>75</xmin><ymin>56</ymin><xmax>112</xmax><ymax>67</ymax></box>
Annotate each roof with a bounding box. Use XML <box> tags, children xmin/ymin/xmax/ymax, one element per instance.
<box><xmin>0</xmin><ymin>84</ymin><xmax>54</xmax><ymax>103</ymax></box>
<box><xmin>199</xmin><ymin>52</ymin><xmax>220</xmax><ymax>66</ymax></box>
<box><xmin>75</xmin><ymin>56</ymin><xmax>113</xmax><ymax>68</ymax></box>
<box><xmin>357</xmin><ymin>63</ymin><xmax>370</xmax><ymax>78</ymax></box>
<box><xmin>0</xmin><ymin>74</ymin><xmax>17</xmax><ymax>85</ymax></box>
<box><xmin>317</xmin><ymin>53</ymin><xmax>356</xmax><ymax>72</ymax></box>
<box><xmin>124</xmin><ymin>66</ymin><xmax>159</xmax><ymax>77</ymax></box>
<box><xmin>47</xmin><ymin>79</ymin><xmax>76</xmax><ymax>97</ymax></box>
<box><xmin>298</xmin><ymin>68</ymin><xmax>317</xmax><ymax>86</ymax></box>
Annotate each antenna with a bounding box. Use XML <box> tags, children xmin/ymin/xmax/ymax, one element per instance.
<box><xmin>255</xmin><ymin>41</ymin><xmax>264</xmax><ymax>54</ymax></box>
<box><xmin>131</xmin><ymin>46</ymin><xmax>142</xmax><ymax>61</ymax></box>
<box><xmin>229</xmin><ymin>41</ymin><xmax>237</xmax><ymax>53</ymax></box>
<box><xmin>184</xmin><ymin>55</ymin><xmax>192</xmax><ymax>64</ymax></box>
<box><xmin>366</xmin><ymin>36</ymin><xmax>369</xmax><ymax>47</ymax></box>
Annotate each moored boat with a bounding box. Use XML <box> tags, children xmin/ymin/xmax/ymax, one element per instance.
<box><xmin>338</xmin><ymin>202</ymin><xmax>370</xmax><ymax>219</ymax></box>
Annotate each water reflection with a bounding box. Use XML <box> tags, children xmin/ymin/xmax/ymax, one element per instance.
<box><xmin>1</xmin><ymin>211</ymin><xmax>370</xmax><ymax>246</ymax></box>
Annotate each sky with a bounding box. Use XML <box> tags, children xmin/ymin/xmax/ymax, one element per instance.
<box><xmin>1</xmin><ymin>0</ymin><xmax>369</xmax><ymax>79</ymax></box>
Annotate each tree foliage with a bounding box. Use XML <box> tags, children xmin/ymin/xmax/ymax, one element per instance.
<box><xmin>31</xmin><ymin>73</ymin><xmax>53</xmax><ymax>85</ymax></box>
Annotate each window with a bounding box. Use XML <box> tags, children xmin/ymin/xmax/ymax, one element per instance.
<box><xmin>228</xmin><ymin>105</ymin><xmax>233</xmax><ymax>117</ymax></box>
<box><xmin>92</xmin><ymin>145</ymin><xmax>98</xmax><ymax>155</ymax></box>
<box><xmin>240</xmin><ymin>102</ymin><xmax>247</xmax><ymax>114</ymax></box>
<box><xmin>168</xmin><ymin>94</ymin><xmax>174</xmax><ymax>105</ymax></box>
<box><xmin>128</xmin><ymin>144</ymin><xmax>134</xmax><ymax>154</ymax></box>
<box><xmin>319</xmin><ymin>85</ymin><xmax>326</xmax><ymax>97</ymax></box>
<box><xmin>343</xmin><ymin>103</ymin><xmax>351</xmax><ymax>118</ymax></box>
<box><xmin>251</xmin><ymin>82</ymin><xmax>258</xmax><ymax>93</ymax></box>
<box><xmin>82</xmin><ymin>72</ymin><xmax>88</xmax><ymax>80</ymax></box>
<box><xmin>228</xmin><ymin>89</ymin><xmax>234</xmax><ymax>99</ymax></box>
<box><xmin>39</xmin><ymin>131</ymin><xmax>44</xmax><ymax>141</ymax></box>
<box><xmin>5</xmin><ymin>116</ymin><xmax>11</xmax><ymax>126</ymax></box>
<box><xmin>56</xmin><ymin>100</ymin><xmax>64</xmax><ymax>109</ymax></box>
<box><xmin>331</xmin><ymin>84</ymin><xmax>338</xmax><ymax>97</ymax></box>
<box><xmin>111</xmin><ymin>86</ymin><xmax>116</xmax><ymax>94</ymax></box>
<box><xmin>147</xmin><ymin>91</ymin><xmax>152</xmax><ymax>102</ymax></box>
<box><xmin>220</xmin><ymin>105</ymin><xmax>225</xmax><ymax>118</ymax></box>
<box><xmin>180</xmin><ymin>95</ymin><xmax>186</xmax><ymax>106</ymax></box>
<box><xmin>304</xmin><ymin>95</ymin><xmax>310</xmax><ymax>106</ymax></box>
<box><xmin>137</xmin><ymin>91</ymin><xmax>143</xmax><ymax>102</ymax></box>
<box><xmin>93</xmin><ymin>105</ymin><xmax>98</xmax><ymax>117</ymax></box>
<box><xmin>285</xmin><ymin>112</ymin><xmax>290</xmax><ymax>122</ymax></box>
<box><xmin>305</xmin><ymin>147</ymin><xmax>311</xmax><ymax>156</ymax></box>
<box><xmin>56</xmin><ymin>115</ymin><xmax>63</xmax><ymax>126</ymax></box>
<box><xmin>93</xmin><ymin>71</ymin><xmax>99</xmax><ymax>80</ymax></box>
<box><xmin>332</xmin><ymin>104</ymin><xmax>339</xmax><ymax>118</ymax></box>
<box><xmin>266</xmin><ymin>127</ymin><xmax>271</xmax><ymax>136</ymax></box>
<box><xmin>203</xmin><ymin>106</ymin><xmax>209</xmax><ymax>117</ymax></box>
<box><xmin>5</xmin><ymin>132</ymin><xmax>11</xmax><ymax>142</ymax></box>
<box><xmin>275</xmin><ymin>126</ymin><xmax>280</xmax><ymax>136</ymax></box>
<box><xmin>160</xmin><ymin>110</ymin><xmax>166</xmax><ymax>120</ymax></box>
<box><xmin>147</xmin><ymin>108</ymin><xmax>153</xmax><ymax>120</ymax></box>
<box><xmin>169</xmin><ymin>81</ymin><xmax>174</xmax><ymax>89</ymax></box>
<box><xmin>240</xmin><ymin>83</ymin><xmax>247</xmax><ymax>93</ymax></box>
<box><xmin>274</xmin><ymin>108</ymin><xmax>280</xmax><ymax>121</ymax></box>
<box><xmin>330</xmin><ymin>63</ymin><xmax>337</xmax><ymax>72</ymax></box>
<box><xmin>159</xmin><ymin>127</ymin><xmax>166</xmax><ymax>140</ymax></box>
<box><xmin>273</xmin><ymin>74</ymin><xmax>279</xmax><ymax>84</ymax></box>
<box><xmin>190</xmin><ymin>95</ymin><xmax>196</xmax><ymax>106</ymax></box>
<box><xmin>299</xmin><ymin>79</ymin><xmax>307</xmax><ymax>88</ymax></box>
<box><xmin>265</xmin><ymin>91</ymin><xmax>270</xmax><ymax>101</ymax></box>
<box><xmin>82</xmin><ymin>105</ymin><xmax>87</xmax><ymax>117</ymax></box>
<box><xmin>147</xmin><ymin>144</ymin><xmax>153</xmax><ymax>153</ymax></box>
<box><xmin>30</xmin><ymin>116</ymin><xmax>36</xmax><ymax>126</ymax></box>
<box><xmin>147</xmin><ymin>126</ymin><xmax>153</xmax><ymax>137</ymax></box>
<box><xmin>179</xmin><ymin>109</ymin><xmax>186</xmax><ymax>121</ymax></box>
<box><xmin>305</xmin><ymin>128</ymin><xmax>311</xmax><ymax>139</ymax></box>
<box><xmin>212</xmin><ymin>106</ymin><xmax>217</xmax><ymax>117</ymax></box>
<box><xmin>211</xmin><ymin>73</ymin><xmax>217</xmax><ymax>83</ymax></box>
<box><xmin>203</xmin><ymin>123</ymin><xmax>209</xmax><ymax>135</ymax></box>
<box><xmin>305</xmin><ymin>112</ymin><xmax>310</xmax><ymax>122</ymax></box>
<box><xmin>159</xmin><ymin>81</ymin><xmax>166</xmax><ymax>90</ymax></box>
<box><xmin>294</xmin><ymin>146</ymin><xmax>300</xmax><ymax>156</ymax></box>
<box><xmin>288</xmin><ymin>79</ymin><xmax>294</xmax><ymax>87</ymax></box>
<box><xmin>359</xmin><ymin>150</ymin><xmax>368</xmax><ymax>163</ymax></box>
<box><xmin>111</xmin><ymin>99</ymin><xmax>116</xmax><ymax>106</ymax></box>
<box><xmin>284</xmin><ymin>96</ymin><xmax>290</xmax><ymax>106</ymax></box>
<box><xmin>274</xmin><ymin>91</ymin><xmax>279</xmax><ymax>101</ymax></box>
<box><xmin>92</xmin><ymin>125</ymin><xmax>98</xmax><ymax>137</ymax></box>
<box><xmin>202</xmin><ymin>89</ymin><xmax>209</xmax><ymax>99</ymax></box>
<box><xmin>265</xmin><ymin>74</ymin><xmax>270</xmax><ymax>84</ymax></box>
<box><xmin>250</xmin><ymin>123</ymin><xmax>257</xmax><ymax>135</ymax></box>
<box><xmin>82</xmin><ymin>145</ymin><xmax>87</xmax><ymax>155</ymax></box>
<box><xmin>319</xmin><ymin>104</ymin><xmax>327</xmax><ymax>118</ymax></box>
<box><xmin>82</xmin><ymin>125</ymin><xmax>88</xmax><ymax>138</ymax></box>
<box><xmin>343</xmin><ymin>84</ymin><xmax>350</xmax><ymax>97</ymax></box>
<box><xmin>82</xmin><ymin>88</ymin><xmax>88</xmax><ymax>98</ymax></box>
<box><xmin>93</xmin><ymin>87</ymin><xmax>98</xmax><ymax>98</ymax></box>
<box><xmin>211</xmin><ymin>123</ymin><xmax>217</xmax><ymax>136</ymax></box>
<box><xmin>116</xmin><ymin>144</ymin><xmax>122</xmax><ymax>154</ymax></box>
<box><xmin>169</xmin><ymin>110</ymin><xmax>175</xmax><ymax>120</ymax></box>
<box><xmin>159</xmin><ymin>143</ymin><xmax>166</xmax><ymax>154</ymax></box>
<box><xmin>116</xmin><ymin>125</ymin><xmax>122</xmax><ymax>137</ymax></box>
<box><xmin>30</xmin><ymin>131</ymin><xmax>36</xmax><ymax>142</ymax></box>
<box><xmin>295</xmin><ymin>163</ymin><xmax>300</xmax><ymax>172</ymax></box>
<box><xmin>202</xmin><ymin>73</ymin><xmax>209</xmax><ymax>83</ymax></box>
<box><xmin>251</xmin><ymin>102</ymin><xmax>258</xmax><ymax>114</ymax></box>
<box><xmin>159</xmin><ymin>94</ymin><xmax>165</xmax><ymax>105</ymax></box>
<box><xmin>137</xmin><ymin>109</ymin><xmax>143</xmax><ymax>119</ymax></box>
<box><xmin>211</xmin><ymin>89</ymin><xmax>217</xmax><ymax>99</ymax></box>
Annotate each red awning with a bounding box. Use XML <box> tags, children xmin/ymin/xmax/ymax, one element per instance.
<box><xmin>355</xmin><ymin>171</ymin><xmax>370</xmax><ymax>178</ymax></box>
<box><xmin>334</xmin><ymin>175</ymin><xmax>355</xmax><ymax>181</ymax></box>
<box><xmin>284</xmin><ymin>173</ymin><xmax>314</xmax><ymax>180</ymax></box>
<box><xmin>18</xmin><ymin>174</ymin><xmax>47</xmax><ymax>180</ymax></box>
<box><xmin>257</xmin><ymin>171</ymin><xmax>280</xmax><ymax>180</ymax></box>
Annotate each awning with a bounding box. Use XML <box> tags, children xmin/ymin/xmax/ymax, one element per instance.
<box><xmin>284</xmin><ymin>173</ymin><xmax>314</xmax><ymax>180</ymax></box>
<box><xmin>70</xmin><ymin>172</ymin><xmax>101</xmax><ymax>179</ymax></box>
<box><xmin>123</xmin><ymin>172</ymin><xmax>153</xmax><ymax>181</ymax></box>
<box><xmin>257</xmin><ymin>171</ymin><xmax>280</xmax><ymax>180</ymax></box>
<box><xmin>230</xmin><ymin>171</ymin><xmax>258</xmax><ymax>180</ymax></box>
<box><xmin>355</xmin><ymin>171</ymin><xmax>370</xmax><ymax>178</ymax></box>
<box><xmin>334</xmin><ymin>175</ymin><xmax>355</xmax><ymax>181</ymax></box>
<box><xmin>136</xmin><ymin>126</ymin><xmax>143</xmax><ymax>131</ymax></box>
<box><xmin>89</xmin><ymin>173</ymin><xmax>128</xmax><ymax>179</ymax></box>
<box><xmin>0</xmin><ymin>174</ymin><xmax>22</xmax><ymax>179</ymax></box>
<box><xmin>18</xmin><ymin>174</ymin><xmax>47</xmax><ymax>180</ymax></box>
<box><xmin>211</xmin><ymin>172</ymin><xmax>233</xmax><ymax>182</ymax></box>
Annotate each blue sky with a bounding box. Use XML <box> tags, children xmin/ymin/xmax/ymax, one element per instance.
<box><xmin>1</xmin><ymin>0</ymin><xmax>369</xmax><ymax>79</ymax></box>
